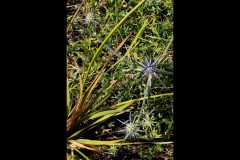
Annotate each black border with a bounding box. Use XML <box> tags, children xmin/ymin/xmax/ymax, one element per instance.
<box><xmin>174</xmin><ymin>0</ymin><xmax>239</xmax><ymax>159</ymax></box>
<box><xmin>2</xmin><ymin>0</ymin><xmax>67</xmax><ymax>159</ymax></box>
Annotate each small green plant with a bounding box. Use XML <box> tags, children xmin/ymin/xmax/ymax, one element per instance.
<box><xmin>107</xmin><ymin>145</ymin><xmax>118</xmax><ymax>156</ymax></box>
<box><xmin>142</xmin><ymin>108</ymin><xmax>157</xmax><ymax>130</ymax></box>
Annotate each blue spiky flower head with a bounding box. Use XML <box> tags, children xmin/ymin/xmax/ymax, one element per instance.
<box><xmin>117</xmin><ymin>112</ymin><xmax>142</xmax><ymax>140</ymax></box>
<box><xmin>136</xmin><ymin>56</ymin><xmax>165</xmax><ymax>84</ymax></box>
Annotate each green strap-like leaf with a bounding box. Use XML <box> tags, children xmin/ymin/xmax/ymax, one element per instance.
<box><xmin>107</xmin><ymin>18</ymin><xmax>149</xmax><ymax>72</ymax></box>
<box><xmin>68</xmin><ymin>102</ymin><xmax>134</xmax><ymax>139</ymax></box>
<box><xmin>110</xmin><ymin>93</ymin><xmax>173</xmax><ymax>109</ymax></box>
<box><xmin>75</xmin><ymin>139</ymin><xmax>124</xmax><ymax>146</ymax></box>
<box><xmin>82</xmin><ymin>0</ymin><xmax>147</xmax><ymax>87</ymax></box>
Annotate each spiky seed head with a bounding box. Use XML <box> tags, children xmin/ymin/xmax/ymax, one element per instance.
<box><xmin>117</xmin><ymin>112</ymin><xmax>141</xmax><ymax>140</ymax></box>
<box><xmin>85</xmin><ymin>12</ymin><xmax>94</xmax><ymax>25</ymax></box>
<box><xmin>142</xmin><ymin>108</ymin><xmax>156</xmax><ymax>129</ymax></box>
<box><xmin>142</xmin><ymin>116</ymin><xmax>156</xmax><ymax>129</ymax></box>
<box><xmin>108</xmin><ymin>145</ymin><xmax>118</xmax><ymax>155</ymax></box>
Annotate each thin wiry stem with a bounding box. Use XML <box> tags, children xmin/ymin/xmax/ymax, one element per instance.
<box><xmin>67</xmin><ymin>0</ymin><xmax>85</xmax><ymax>33</ymax></box>
<box><xmin>153</xmin><ymin>35</ymin><xmax>173</xmax><ymax>65</ymax></box>
<box><xmin>141</xmin><ymin>74</ymin><xmax>152</xmax><ymax>114</ymax></box>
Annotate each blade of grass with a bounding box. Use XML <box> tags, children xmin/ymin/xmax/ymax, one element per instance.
<box><xmin>67</xmin><ymin>69</ymin><xmax>104</xmax><ymax>130</ymax></box>
<box><xmin>69</xmin><ymin>102</ymin><xmax>134</xmax><ymax>139</ymax></box>
<box><xmin>95</xmin><ymin>35</ymin><xmax>124</xmax><ymax>59</ymax></box>
<box><xmin>68</xmin><ymin>114</ymin><xmax>113</xmax><ymax>139</ymax></box>
<box><xmin>68</xmin><ymin>93</ymin><xmax>172</xmax><ymax>137</ymax></box>
<box><xmin>88</xmin><ymin>110</ymin><xmax>123</xmax><ymax>120</ymax></box>
<box><xmin>67</xmin><ymin>59</ymin><xmax>109</xmax><ymax>120</ymax></box>
<box><xmin>67</xmin><ymin>66</ymin><xmax>109</xmax><ymax>131</ymax></box>
<box><xmin>67</xmin><ymin>69</ymin><xmax>86</xmax><ymax>130</ymax></box>
<box><xmin>154</xmin><ymin>35</ymin><xmax>173</xmax><ymax>64</ymax></box>
<box><xmin>68</xmin><ymin>140</ymin><xmax>98</xmax><ymax>151</ymax></box>
<box><xmin>74</xmin><ymin>148</ymin><xmax>90</xmax><ymax>160</ymax></box>
<box><xmin>94</xmin><ymin>32</ymin><xmax>132</xmax><ymax>61</ymax></box>
<box><xmin>90</xmin><ymin>80</ymin><xmax>116</xmax><ymax>111</ymax></box>
<box><xmin>82</xmin><ymin>0</ymin><xmax>146</xmax><ymax>88</ymax></box>
<box><xmin>114</xmin><ymin>32</ymin><xmax>132</xmax><ymax>53</ymax></box>
<box><xmin>107</xmin><ymin>18</ymin><xmax>149</xmax><ymax>72</ymax></box>
<box><xmin>88</xmin><ymin>101</ymin><xmax>134</xmax><ymax>121</ymax></box>
<box><xmin>78</xmin><ymin>80</ymin><xmax>116</xmax><ymax>119</ymax></box>
<box><xmin>80</xmin><ymin>61</ymin><xmax>109</xmax><ymax>112</ymax></box>
<box><xmin>70</xmin><ymin>93</ymin><xmax>172</xmax><ymax>138</ymax></box>
<box><xmin>110</xmin><ymin>93</ymin><xmax>173</xmax><ymax>109</ymax></box>
<box><xmin>78</xmin><ymin>69</ymin><xmax>83</xmax><ymax>107</ymax></box>
<box><xmin>71</xmin><ymin>68</ymin><xmax>84</xmax><ymax>115</ymax></box>
<box><xmin>75</xmin><ymin>139</ymin><xmax>123</xmax><ymax>146</ymax></box>
<box><xmin>112</xmin><ymin>141</ymin><xmax>173</xmax><ymax>145</ymax></box>
<box><xmin>74</xmin><ymin>93</ymin><xmax>111</xmax><ymax>124</ymax></box>
<box><xmin>74</xmin><ymin>139</ymin><xmax>172</xmax><ymax>146</ymax></box>
<box><xmin>69</xmin><ymin>76</ymin><xmax>115</xmax><ymax>130</ymax></box>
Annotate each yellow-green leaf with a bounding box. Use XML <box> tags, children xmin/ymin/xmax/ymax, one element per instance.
<box><xmin>75</xmin><ymin>139</ymin><xmax>124</xmax><ymax>146</ymax></box>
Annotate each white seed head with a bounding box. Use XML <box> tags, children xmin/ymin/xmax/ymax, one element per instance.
<box><xmin>85</xmin><ymin>12</ymin><xmax>94</xmax><ymax>25</ymax></box>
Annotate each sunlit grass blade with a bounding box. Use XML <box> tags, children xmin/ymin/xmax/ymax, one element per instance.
<box><xmin>80</xmin><ymin>62</ymin><xmax>108</xmax><ymax>111</ymax></box>
<box><xmin>88</xmin><ymin>110</ymin><xmax>122</xmax><ymax>120</ymax></box>
<box><xmin>69</xmin><ymin>68</ymin><xmax>84</xmax><ymax>116</ymax></box>
<box><xmin>110</xmin><ymin>93</ymin><xmax>173</xmax><ymax>109</ymax></box>
<box><xmin>74</xmin><ymin>148</ymin><xmax>90</xmax><ymax>160</ymax></box>
<box><xmin>114</xmin><ymin>32</ymin><xmax>132</xmax><ymax>53</ymax></box>
<box><xmin>73</xmin><ymin>139</ymin><xmax>172</xmax><ymax>146</ymax></box>
<box><xmin>69</xmin><ymin>102</ymin><xmax>134</xmax><ymax>139</ymax></box>
<box><xmin>82</xmin><ymin>0</ymin><xmax>147</xmax><ymax>87</ymax></box>
<box><xmin>68</xmin><ymin>140</ymin><xmax>98</xmax><ymax>151</ymax></box>
<box><xmin>154</xmin><ymin>35</ymin><xmax>173</xmax><ymax>64</ymax></box>
<box><xmin>95</xmin><ymin>35</ymin><xmax>126</xmax><ymax>59</ymax></box>
<box><xmin>75</xmin><ymin>139</ymin><xmax>124</xmax><ymax>146</ymax></box>
<box><xmin>68</xmin><ymin>93</ymin><xmax>172</xmax><ymax>138</ymax></box>
<box><xmin>112</xmin><ymin>141</ymin><xmax>173</xmax><ymax>145</ymax></box>
<box><xmin>74</xmin><ymin>81</ymin><xmax>116</xmax><ymax>124</ymax></box>
<box><xmin>83</xmin><ymin>56</ymin><xmax>110</xmax><ymax>97</ymax></box>
<box><xmin>94</xmin><ymin>32</ymin><xmax>132</xmax><ymax>61</ymax></box>
<box><xmin>67</xmin><ymin>60</ymin><xmax>109</xmax><ymax>130</ymax></box>
<box><xmin>107</xmin><ymin>18</ymin><xmax>149</xmax><ymax>72</ymax></box>
<box><xmin>88</xmin><ymin>101</ymin><xmax>134</xmax><ymax>120</ymax></box>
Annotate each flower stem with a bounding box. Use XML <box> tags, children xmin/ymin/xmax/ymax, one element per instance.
<box><xmin>141</xmin><ymin>74</ymin><xmax>152</xmax><ymax>112</ymax></box>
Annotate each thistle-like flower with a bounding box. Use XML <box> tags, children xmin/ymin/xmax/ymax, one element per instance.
<box><xmin>136</xmin><ymin>56</ymin><xmax>166</xmax><ymax>83</ymax></box>
<box><xmin>83</xmin><ymin>12</ymin><xmax>100</xmax><ymax>27</ymax></box>
<box><xmin>117</xmin><ymin>112</ymin><xmax>142</xmax><ymax>140</ymax></box>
